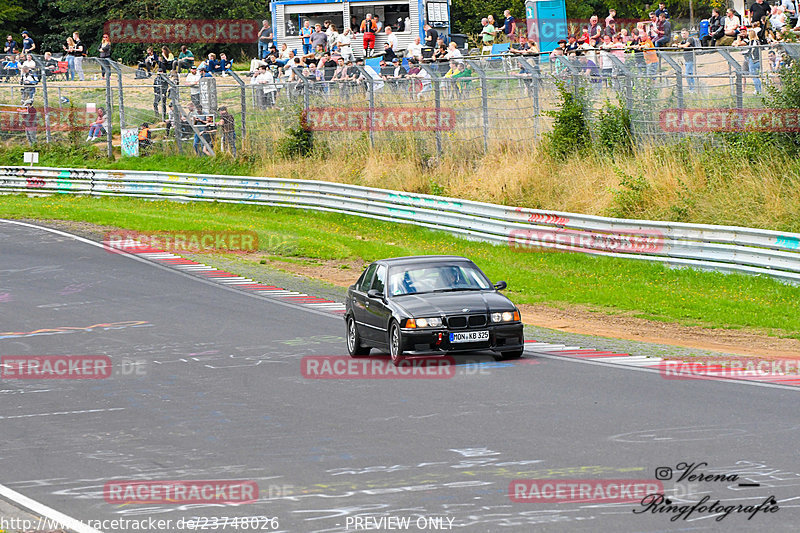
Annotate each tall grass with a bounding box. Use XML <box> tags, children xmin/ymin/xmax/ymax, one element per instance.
<box><xmin>2</xmin><ymin>136</ymin><xmax>800</xmax><ymax>234</ymax></box>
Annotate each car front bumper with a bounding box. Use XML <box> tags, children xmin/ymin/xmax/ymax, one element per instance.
<box><xmin>401</xmin><ymin>323</ymin><xmax>524</xmax><ymax>353</ymax></box>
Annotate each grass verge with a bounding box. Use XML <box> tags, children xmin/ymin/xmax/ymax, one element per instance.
<box><xmin>1</xmin><ymin>194</ymin><xmax>798</xmax><ymax>339</ymax></box>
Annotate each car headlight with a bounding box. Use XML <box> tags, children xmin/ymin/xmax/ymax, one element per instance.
<box><xmin>406</xmin><ymin>317</ymin><xmax>442</xmax><ymax>328</ymax></box>
<box><xmin>491</xmin><ymin>310</ymin><xmax>520</xmax><ymax>322</ymax></box>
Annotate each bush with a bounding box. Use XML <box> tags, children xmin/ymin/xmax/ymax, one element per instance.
<box><xmin>595</xmin><ymin>98</ymin><xmax>633</xmax><ymax>155</ymax></box>
<box><xmin>607</xmin><ymin>166</ymin><xmax>651</xmax><ymax>219</ymax></box>
<box><xmin>543</xmin><ymin>80</ymin><xmax>590</xmax><ymax>158</ymax></box>
<box><xmin>278</xmin><ymin>108</ymin><xmax>314</xmax><ymax>158</ymax></box>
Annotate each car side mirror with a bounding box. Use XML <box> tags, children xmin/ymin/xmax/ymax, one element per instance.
<box><xmin>367</xmin><ymin>289</ymin><xmax>384</xmax><ymax>300</ymax></box>
<box><xmin>494</xmin><ymin>281</ymin><xmax>507</xmax><ymax>290</ymax></box>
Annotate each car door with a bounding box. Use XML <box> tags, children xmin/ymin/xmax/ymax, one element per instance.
<box><xmin>351</xmin><ymin>262</ymin><xmax>377</xmax><ymax>335</ymax></box>
<box><xmin>362</xmin><ymin>264</ymin><xmax>392</xmax><ymax>343</ymax></box>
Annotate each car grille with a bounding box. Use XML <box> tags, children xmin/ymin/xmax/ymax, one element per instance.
<box><xmin>447</xmin><ymin>314</ymin><xmax>487</xmax><ymax>328</ymax></box>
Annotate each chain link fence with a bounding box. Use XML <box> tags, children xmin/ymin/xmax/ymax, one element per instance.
<box><xmin>1</xmin><ymin>44</ymin><xmax>797</xmax><ymax>158</ymax></box>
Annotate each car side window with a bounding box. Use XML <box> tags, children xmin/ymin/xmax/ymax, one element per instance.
<box><xmin>359</xmin><ymin>263</ymin><xmax>378</xmax><ymax>292</ymax></box>
<box><xmin>371</xmin><ymin>265</ymin><xmax>386</xmax><ymax>295</ymax></box>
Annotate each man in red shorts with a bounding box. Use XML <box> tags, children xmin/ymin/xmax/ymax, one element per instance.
<box><xmin>361</xmin><ymin>13</ymin><xmax>377</xmax><ymax>57</ymax></box>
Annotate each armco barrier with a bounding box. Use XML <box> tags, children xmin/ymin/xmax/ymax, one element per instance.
<box><xmin>2</xmin><ymin>166</ymin><xmax>800</xmax><ymax>284</ymax></box>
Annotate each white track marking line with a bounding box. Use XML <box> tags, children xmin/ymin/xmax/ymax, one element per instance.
<box><xmin>0</xmin><ymin>483</ymin><xmax>104</xmax><ymax>533</ymax></box>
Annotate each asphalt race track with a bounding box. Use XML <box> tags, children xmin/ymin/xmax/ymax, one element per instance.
<box><xmin>1</xmin><ymin>219</ymin><xmax>798</xmax><ymax>533</ymax></box>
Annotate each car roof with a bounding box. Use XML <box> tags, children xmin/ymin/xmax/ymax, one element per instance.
<box><xmin>376</xmin><ymin>255</ymin><xmax>474</xmax><ymax>266</ymax></box>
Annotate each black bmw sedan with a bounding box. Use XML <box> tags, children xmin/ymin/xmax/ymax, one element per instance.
<box><xmin>345</xmin><ymin>256</ymin><xmax>525</xmax><ymax>365</ymax></box>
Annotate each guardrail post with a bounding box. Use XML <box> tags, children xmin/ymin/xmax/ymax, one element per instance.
<box><xmin>105</xmin><ymin>69</ymin><xmax>113</xmax><ymax>158</ymax></box>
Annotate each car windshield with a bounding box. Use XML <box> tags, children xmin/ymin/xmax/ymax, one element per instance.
<box><xmin>388</xmin><ymin>263</ymin><xmax>492</xmax><ymax>296</ymax></box>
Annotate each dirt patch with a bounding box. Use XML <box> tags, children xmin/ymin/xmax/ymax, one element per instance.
<box><xmin>259</xmin><ymin>256</ymin><xmax>800</xmax><ymax>361</ymax></box>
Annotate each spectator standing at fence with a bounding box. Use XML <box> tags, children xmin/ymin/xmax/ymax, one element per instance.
<box><xmin>21</xmin><ymin>31</ymin><xmax>35</xmax><ymax>54</ymax></box>
<box><xmin>216</xmin><ymin>106</ymin><xmax>236</xmax><ymax>156</ymax></box>
<box><xmin>185</xmin><ymin>65</ymin><xmax>202</xmax><ymax>110</ymax></box>
<box><xmin>310</xmin><ymin>23</ymin><xmax>328</xmax><ymax>53</ymax></box>
<box><xmin>72</xmin><ymin>32</ymin><xmax>86</xmax><ymax>81</ymax></box>
<box><xmin>480</xmin><ymin>18</ymin><xmax>495</xmax><ymax>46</ymax></box>
<box><xmin>18</xmin><ymin>99</ymin><xmax>36</xmax><ymax>145</ymax></box>
<box><xmin>153</xmin><ymin>73</ymin><xmax>168</xmax><ymax>120</ymax></box>
<box><xmin>718</xmin><ymin>9</ymin><xmax>741</xmax><ymax>46</ymax></box>
<box><xmin>751</xmin><ymin>0</ymin><xmax>771</xmax><ymax>44</ymax></box>
<box><xmin>641</xmin><ymin>34</ymin><xmax>658</xmax><ymax>76</ymax></box>
<box><xmin>678</xmin><ymin>29</ymin><xmax>701</xmax><ymax>91</ymax></box>
<box><xmin>255</xmin><ymin>65</ymin><xmax>277</xmax><ymax>107</ymax></box>
<box><xmin>501</xmin><ymin>10</ymin><xmax>516</xmax><ymax>42</ymax></box>
<box><xmin>258</xmin><ymin>20</ymin><xmax>272</xmax><ymax>59</ymax></box>
<box><xmin>654</xmin><ymin>3</ymin><xmax>669</xmax><ymax>19</ymax></box>
<box><xmin>361</xmin><ymin>14</ymin><xmax>378</xmax><ymax>57</ymax></box>
<box><xmin>98</xmin><ymin>34</ymin><xmax>111</xmax><ymax>79</ymax></box>
<box><xmin>61</xmin><ymin>37</ymin><xmax>75</xmax><ymax>80</ymax></box>
<box><xmin>300</xmin><ymin>20</ymin><xmax>313</xmax><ymax>55</ymax></box>
<box><xmin>740</xmin><ymin>28</ymin><xmax>763</xmax><ymax>94</ymax></box>
<box><xmin>4</xmin><ymin>35</ymin><xmax>16</xmax><ymax>55</ymax></box>
<box><xmin>654</xmin><ymin>13</ymin><xmax>671</xmax><ymax>47</ymax></box>
<box><xmin>337</xmin><ymin>28</ymin><xmax>355</xmax><ymax>63</ymax></box>
<box><xmin>177</xmin><ymin>46</ymin><xmax>194</xmax><ymax>73</ymax></box>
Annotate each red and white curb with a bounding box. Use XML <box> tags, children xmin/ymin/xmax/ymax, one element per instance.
<box><xmin>524</xmin><ymin>340</ymin><xmax>800</xmax><ymax>388</ymax></box>
<box><xmin>112</xmin><ymin>245</ymin><xmax>346</xmax><ymax>314</ymax></box>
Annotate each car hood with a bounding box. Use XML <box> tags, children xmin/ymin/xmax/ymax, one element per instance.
<box><xmin>391</xmin><ymin>291</ymin><xmax>514</xmax><ymax>316</ymax></box>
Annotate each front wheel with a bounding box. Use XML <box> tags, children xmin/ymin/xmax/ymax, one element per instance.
<box><xmin>389</xmin><ymin>322</ymin><xmax>404</xmax><ymax>366</ymax></box>
<box><xmin>346</xmin><ymin>316</ymin><xmax>370</xmax><ymax>357</ymax></box>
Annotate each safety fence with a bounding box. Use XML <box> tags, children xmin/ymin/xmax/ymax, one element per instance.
<box><xmin>2</xmin><ymin>166</ymin><xmax>799</xmax><ymax>284</ymax></box>
<box><xmin>1</xmin><ymin>44</ymin><xmax>799</xmax><ymax>157</ymax></box>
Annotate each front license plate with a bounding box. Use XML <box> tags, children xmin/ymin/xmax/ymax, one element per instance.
<box><xmin>450</xmin><ymin>330</ymin><xmax>489</xmax><ymax>343</ymax></box>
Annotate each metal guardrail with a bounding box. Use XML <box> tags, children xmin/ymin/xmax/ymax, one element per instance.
<box><xmin>3</xmin><ymin>166</ymin><xmax>800</xmax><ymax>284</ymax></box>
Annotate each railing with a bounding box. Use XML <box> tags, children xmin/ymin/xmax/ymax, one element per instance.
<box><xmin>3</xmin><ymin>166</ymin><xmax>799</xmax><ymax>283</ymax></box>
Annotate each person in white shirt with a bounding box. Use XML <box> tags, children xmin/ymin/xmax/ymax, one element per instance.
<box><xmin>385</xmin><ymin>26</ymin><xmax>398</xmax><ymax>52</ymax></box>
<box><xmin>771</xmin><ymin>6</ymin><xmax>788</xmax><ymax>32</ymax></box>
<box><xmin>337</xmin><ymin>28</ymin><xmax>355</xmax><ymax>63</ymax></box>
<box><xmin>22</xmin><ymin>54</ymin><xmax>36</xmax><ymax>70</ymax></box>
<box><xmin>719</xmin><ymin>8</ymin><xmax>741</xmax><ymax>46</ymax></box>
<box><xmin>255</xmin><ymin>66</ymin><xmax>277</xmax><ymax>106</ymax></box>
<box><xmin>444</xmin><ymin>42</ymin><xmax>463</xmax><ymax>63</ymax></box>
<box><xmin>407</xmin><ymin>36</ymin><xmax>423</xmax><ymax>61</ymax></box>
<box><xmin>185</xmin><ymin>65</ymin><xmax>202</xmax><ymax>109</ymax></box>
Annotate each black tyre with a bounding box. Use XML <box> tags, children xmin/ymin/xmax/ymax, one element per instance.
<box><xmin>346</xmin><ymin>315</ymin><xmax>371</xmax><ymax>357</ymax></box>
<box><xmin>389</xmin><ymin>321</ymin><xmax>404</xmax><ymax>366</ymax></box>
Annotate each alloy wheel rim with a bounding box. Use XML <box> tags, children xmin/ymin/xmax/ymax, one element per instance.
<box><xmin>348</xmin><ymin>319</ymin><xmax>355</xmax><ymax>351</ymax></box>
